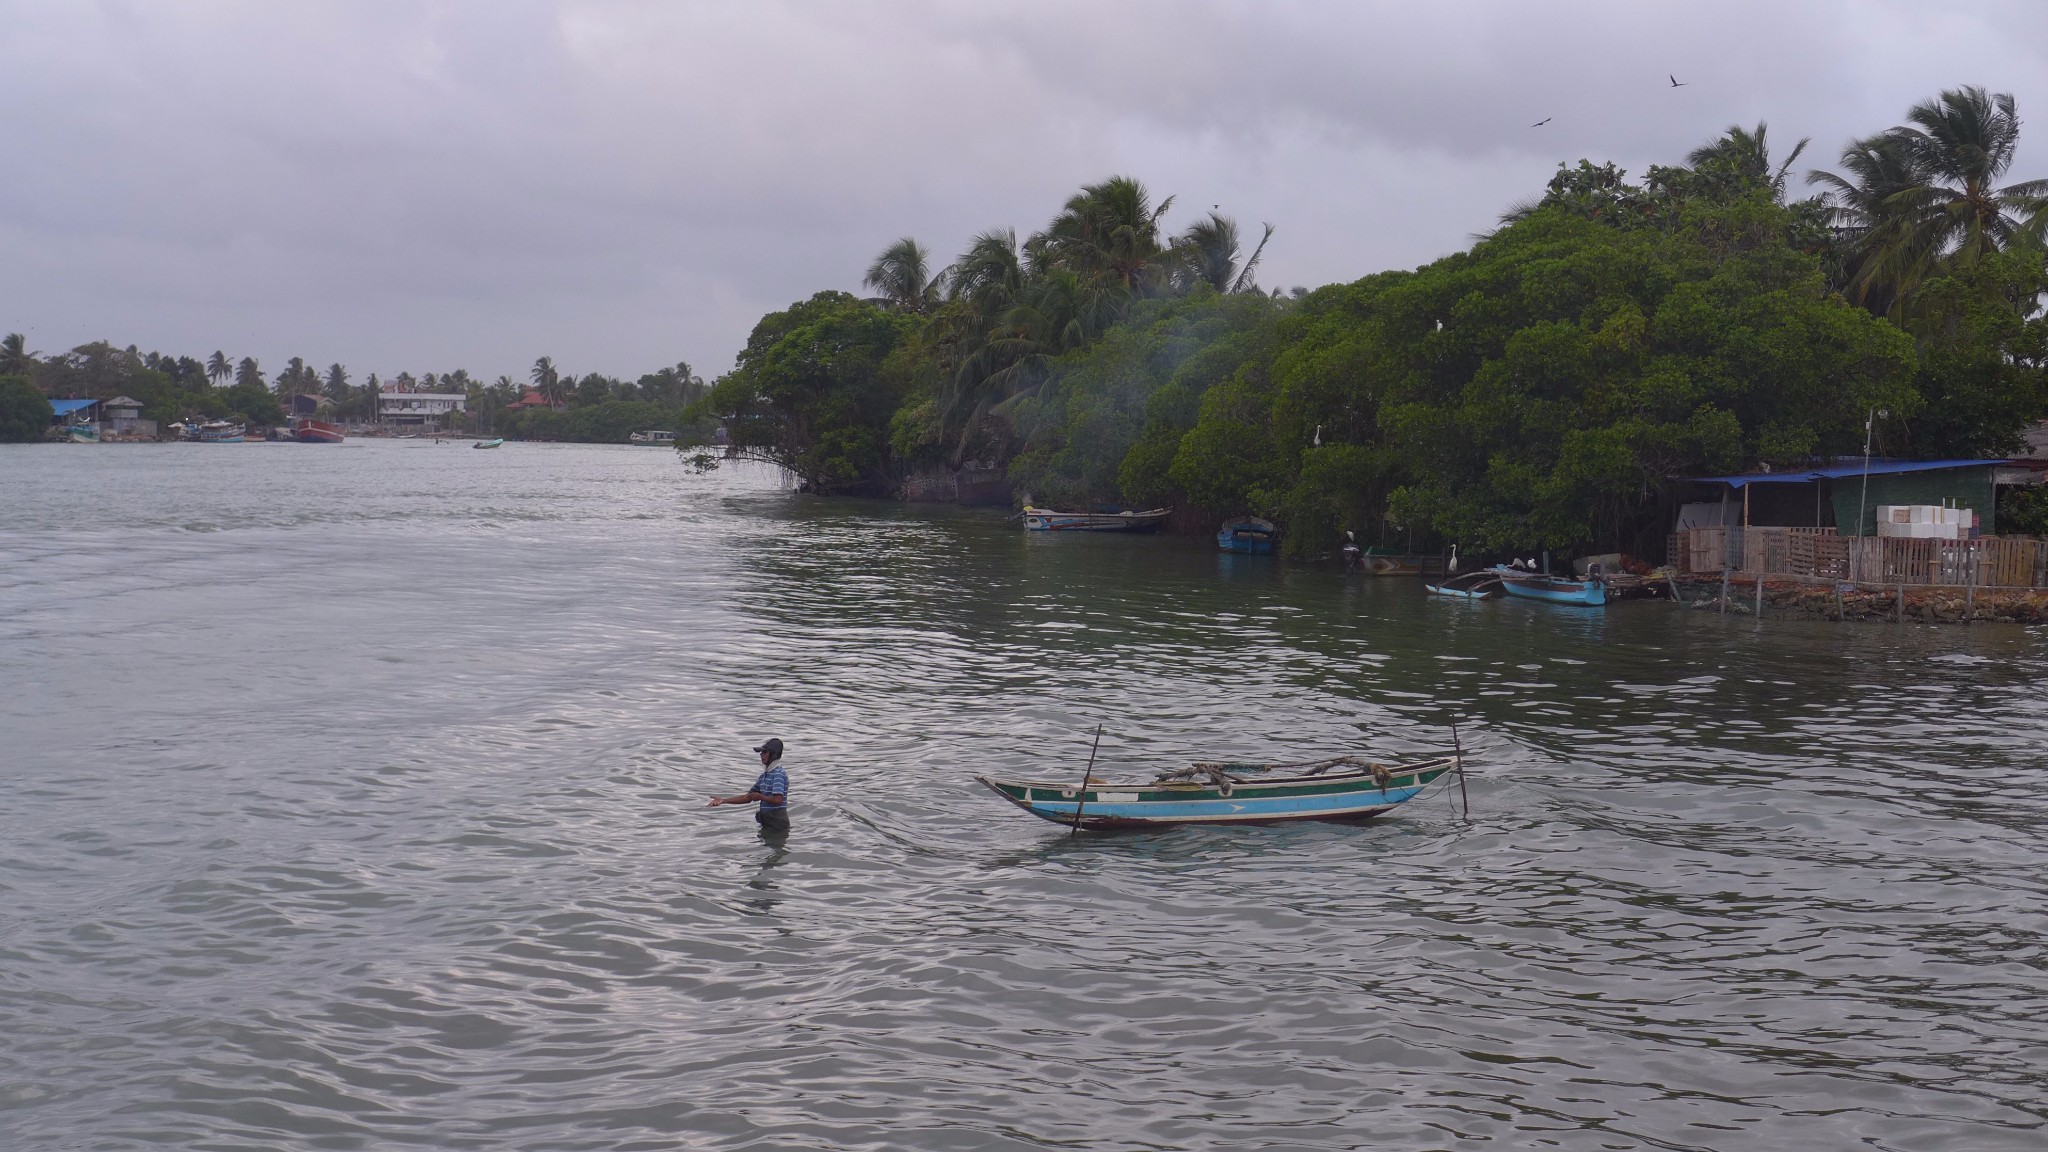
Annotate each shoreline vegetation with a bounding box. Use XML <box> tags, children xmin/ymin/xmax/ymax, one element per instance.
<box><xmin>688</xmin><ymin>85</ymin><xmax>2048</xmax><ymax>554</ymax></box>
<box><xmin>0</xmin><ymin>342</ymin><xmax>714</xmax><ymax>446</ymax></box>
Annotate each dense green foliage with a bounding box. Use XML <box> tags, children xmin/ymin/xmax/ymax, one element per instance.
<box><xmin>507</xmin><ymin>399</ymin><xmax>703</xmax><ymax>444</ymax></box>
<box><xmin>704</xmin><ymin>86</ymin><xmax>2048</xmax><ymax>556</ymax></box>
<box><xmin>699</xmin><ymin>292</ymin><xmax>915</xmax><ymax>493</ymax></box>
<box><xmin>9</xmin><ymin>341</ymin><xmax>285</xmax><ymax>428</ymax></box>
<box><xmin>0</xmin><ymin>375</ymin><xmax>53</xmax><ymax>442</ymax></box>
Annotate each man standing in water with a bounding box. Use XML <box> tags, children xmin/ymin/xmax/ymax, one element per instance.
<box><xmin>708</xmin><ymin>738</ymin><xmax>789</xmax><ymax>833</ymax></box>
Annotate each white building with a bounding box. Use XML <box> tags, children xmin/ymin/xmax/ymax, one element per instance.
<box><xmin>378</xmin><ymin>391</ymin><xmax>467</xmax><ymax>429</ymax></box>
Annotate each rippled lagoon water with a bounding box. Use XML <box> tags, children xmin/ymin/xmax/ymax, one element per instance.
<box><xmin>3</xmin><ymin>440</ymin><xmax>2046</xmax><ymax>1150</ymax></box>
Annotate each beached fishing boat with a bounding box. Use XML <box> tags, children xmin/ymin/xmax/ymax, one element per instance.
<box><xmin>292</xmin><ymin>418</ymin><xmax>345</xmax><ymax>444</ymax></box>
<box><xmin>1425</xmin><ymin>571</ymin><xmax>1504</xmax><ymax>599</ymax></box>
<box><xmin>976</xmin><ymin>752</ymin><xmax>1460</xmax><ymax>830</ymax></box>
<box><xmin>628</xmin><ymin>429</ymin><xmax>677</xmax><ymax>445</ymax></box>
<box><xmin>1023</xmin><ymin>506</ymin><xmax>1171</xmax><ymax>532</ymax></box>
<box><xmin>64</xmin><ymin>424</ymin><xmax>100</xmax><ymax>443</ymax></box>
<box><xmin>1491</xmin><ymin>566</ymin><xmax>1606</xmax><ymax>606</ymax></box>
<box><xmin>473</xmin><ymin>438</ymin><xmax>504</xmax><ymax>449</ymax></box>
<box><xmin>197</xmin><ymin>421</ymin><xmax>245</xmax><ymax>443</ymax></box>
<box><xmin>1216</xmin><ymin>515</ymin><xmax>1277</xmax><ymax>554</ymax></box>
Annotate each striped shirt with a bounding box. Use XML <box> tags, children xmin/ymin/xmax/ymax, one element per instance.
<box><xmin>753</xmin><ymin>764</ymin><xmax>789</xmax><ymax>809</ymax></box>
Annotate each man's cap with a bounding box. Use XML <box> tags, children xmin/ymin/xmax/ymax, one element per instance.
<box><xmin>753</xmin><ymin>738</ymin><xmax>784</xmax><ymax>757</ymax></box>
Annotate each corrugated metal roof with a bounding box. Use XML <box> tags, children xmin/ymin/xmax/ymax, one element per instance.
<box><xmin>48</xmin><ymin>398</ymin><xmax>98</xmax><ymax>416</ymax></box>
<box><xmin>1690</xmin><ymin>459</ymin><xmax>2009</xmax><ymax>488</ymax></box>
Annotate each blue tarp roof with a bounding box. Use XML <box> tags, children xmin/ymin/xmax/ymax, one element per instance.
<box><xmin>1690</xmin><ymin>459</ymin><xmax>2008</xmax><ymax>488</ymax></box>
<box><xmin>48</xmin><ymin>398</ymin><xmax>98</xmax><ymax>417</ymax></box>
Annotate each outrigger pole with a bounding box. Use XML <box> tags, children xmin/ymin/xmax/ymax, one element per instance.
<box><xmin>1072</xmin><ymin>724</ymin><xmax>1103</xmax><ymax>835</ymax></box>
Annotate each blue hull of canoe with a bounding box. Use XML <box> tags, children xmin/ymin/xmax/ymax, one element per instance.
<box><xmin>1217</xmin><ymin>533</ymin><xmax>1274</xmax><ymax>555</ymax></box>
<box><xmin>976</xmin><ymin>756</ymin><xmax>1459</xmax><ymax>830</ymax></box>
<box><xmin>1499</xmin><ymin>578</ymin><xmax>1606</xmax><ymax>606</ymax></box>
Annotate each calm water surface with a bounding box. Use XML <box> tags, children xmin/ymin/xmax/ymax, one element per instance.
<box><xmin>2</xmin><ymin>441</ymin><xmax>2045</xmax><ymax>1151</ymax></box>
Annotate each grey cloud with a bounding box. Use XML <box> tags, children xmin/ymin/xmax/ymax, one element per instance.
<box><xmin>3</xmin><ymin>1</ymin><xmax>2046</xmax><ymax>381</ymax></box>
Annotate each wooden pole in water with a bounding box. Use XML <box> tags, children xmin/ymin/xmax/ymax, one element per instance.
<box><xmin>1754</xmin><ymin>574</ymin><xmax>1764</xmax><ymax>616</ymax></box>
<box><xmin>1453</xmin><ymin>721</ymin><xmax>1470</xmax><ymax>819</ymax></box>
<box><xmin>1071</xmin><ymin>724</ymin><xmax>1103</xmax><ymax>835</ymax></box>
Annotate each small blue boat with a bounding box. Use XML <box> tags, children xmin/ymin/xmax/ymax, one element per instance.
<box><xmin>976</xmin><ymin>753</ymin><xmax>1460</xmax><ymax>830</ymax></box>
<box><xmin>473</xmin><ymin>438</ymin><xmax>504</xmax><ymax>449</ymax></box>
<box><xmin>1216</xmin><ymin>516</ymin><xmax>1277</xmax><ymax>554</ymax></box>
<box><xmin>1491</xmin><ymin>566</ymin><xmax>1607</xmax><ymax>606</ymax></box>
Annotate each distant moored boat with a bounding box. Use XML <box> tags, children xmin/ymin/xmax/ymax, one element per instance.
<box><xmin>1216</xmin><ymin>515</ymin><xmax>1277</xmax><ymax>554</ymax></box>
<box><xmin>1490</xmin><ymin>565</ymin><xmax>1606</xmax><ymax>606</ymax></box>
<box><xmin>1023</xmin><ymin>506</ymin><xmax>1171</xmax><ymax>532</ymax></box>
<box><xmin>292</xmin><ymin>418</ymin><xmax>345</xmax><ymax>444</ymax></box>
<box><xmin>473</xmin><ymin>437</ymin><xmax>504</xmax><ymax>449</ymax></box>
<box><xmin>628</xmin><ymin>429</ymin><xmax>677</xmax><ymax>445</ymax></box>
<box><xmin>197</xmin><ymin>421</ymin><xmax>245</xmax><ymax>443</ymax></box>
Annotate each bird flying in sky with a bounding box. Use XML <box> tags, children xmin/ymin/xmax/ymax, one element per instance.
<box><xmin>1531</xmin><ymin>117</ymin><xmax>1551</xmax><ymax>127</ymax></box>
<box><xmin>1669</xmin><ymin>74</ymin><xmax>1687</xmax><ymax>87</ymax></box>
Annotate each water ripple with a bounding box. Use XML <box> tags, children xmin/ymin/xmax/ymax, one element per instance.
<box><xmin>2</xmin><ymin>442</ymin><xmax>2045</xmax><ymax>1149</ymax></box>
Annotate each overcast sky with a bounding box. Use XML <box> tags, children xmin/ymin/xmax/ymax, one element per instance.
<box><xmin>5</xmin><ymin>1</ymin><xmax>2047</xmax><ymax>385</ymax></box>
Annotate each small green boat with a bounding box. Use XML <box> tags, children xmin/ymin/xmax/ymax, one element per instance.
<box><xmin>473</xmin><ymin>438</ymin><xmax>504</xmax><ymax>449</ymax></box>
<box><xmin>976</xmin><ymin>753</ymin><xmax>1460</xmax><ymax>830</ymax></box>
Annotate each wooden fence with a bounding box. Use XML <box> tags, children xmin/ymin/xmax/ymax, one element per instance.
<box><xmin>1670</xmin><ymin>527</ymin><xmax>2048</xmax><ymax>588</ymax></box>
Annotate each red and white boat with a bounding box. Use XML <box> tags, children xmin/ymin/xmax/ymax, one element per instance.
<box><xmin>293</xmin><ymin>418</ymin><xmax>345</xmax><ymax>444</ymax></box>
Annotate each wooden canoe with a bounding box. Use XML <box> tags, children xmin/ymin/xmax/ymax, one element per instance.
<box><xmin>976</xmin><ymin>753</ymin><xmax>1458</xmax><ymax>830</ymax></box>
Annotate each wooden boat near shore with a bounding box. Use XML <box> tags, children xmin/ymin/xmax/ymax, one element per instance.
<box><xmin>1023</xmin><ymin>506</ymin><xmax>1171</xmax><ymax>532</ymax></box>
<box><xmin>1359</xmin><ymin>547</ymin><xmax>1427</xmax><ymax>576</ymax></box>
<box><xmin>1216</xmin><ymin>515</ymin><xmax>1277</xmax><ymax>554</ymax></box>
<box><xmin>293</xmin><ymin>418</ymin><xmax>345</xmax><ymax>444</ymax></box>
<box><xmin>976</xmin><ymin>753</ymin><xmax>1460</xmax><ymax>830</ymax></box>
<box><xmin>473</xmin><ymin>437</ymin><xmax>504</xmax><ymax>449</ymax></box>
<box><xmin>1491</xmin><ymin>565</ymin><xmax>1607</xmax><ymax>606</ymax></box>
<box><xmin>1425</xmin><ymin>571</ymin><xmax>1504</xmax><ymax>599</ymax></box>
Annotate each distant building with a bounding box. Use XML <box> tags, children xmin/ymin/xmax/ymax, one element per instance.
<box><xmin>289</xmin><ymin>393</ymin><xmax>323</xmax><ymax>418</ymax></box>
<box><xmin>48</xmin><ymin>398</ymin><xmax>99</xmax><ymax>430</ymax></box>
<box><xmin>1681</xmin><ymin>458</ymin><xmax>2039</xmax><ymax>536</ymax></box>
<box><xmin>504</xmin><ymin>389</ymin><xmax>555</xmax><ymax>411</ymax></box>
<box><xmin>378</xmin><ymin>390</ymin><xmax>466</xmax><ymax>429</ymax></box>
<box><xmin>101</xmin><ymin>395</ymin><xmax>156</xmax><ymax>439</ymax></box>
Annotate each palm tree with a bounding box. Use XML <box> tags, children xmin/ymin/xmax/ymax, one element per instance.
<box><xmin>863</xmin><ymin>237</ymin><xmax>943</xmax><ymax>313</ymax></box>
<box><xmin>1810</xmin><ymin>86</ymin><xmax>2048</xmax><ymax>314</ymax></box>
<box><xmin>324</xmin><ymin>364</ymin><xmax>349</xmax><ymax>400</ymax></box>
<box><xmin>234</xmin><ymin>357</ymin><xmax>263</xmax><ymax>390</ymax></box>
<box><xmin>531</xmin><ymin>356</ymin><xmax>565</xmax><ymax>407</ymax></box>
<box><xmin>1034</xmin><ymin>176</ymin><xmax>1176</xmax><ymax>302</ymax></box>
<box><xmin>1171</xmin><ymin>213</ymin><xmax>1275</xmax><ymax>293</ymax></box>
<box><xmin>206</xmin><ymin>350</ymin><xmax>229</xmax><ymax>385</ymax></box>
<box><xmin>1891</xmin><ymin>86</ymin><xmax>2047</xmax><ymax>263</ymax></box>
<box><xmin>1686</xmin><ymin>121</ymin><xmax>1810</xmax><ymax>200</ymax></box>
<box><xmin>0</xmin><ymin>332</ymin><xmax>37</xmax><ymax>377</ymax></box>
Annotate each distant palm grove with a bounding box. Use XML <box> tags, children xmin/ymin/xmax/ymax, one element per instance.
<box><xmin>0</xmin><ymin>338</ymin><xmax>708</xmax><ymax>445</ymax></box>
<box><xmin>696</xmin><ymin>85</ymin><xmax>2048</xmax><ymax>554</ymax></box>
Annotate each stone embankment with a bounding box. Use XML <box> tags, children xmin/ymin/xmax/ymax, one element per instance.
<box><xmin>1677</xmin><ymin>577</ymin><xmax>2048</xmax><ymax>624</ymax></box>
